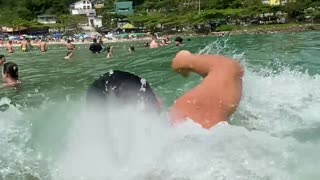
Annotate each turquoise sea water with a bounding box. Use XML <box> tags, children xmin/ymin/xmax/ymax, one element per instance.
<box><xmin>0</xmin><ymin>31</ymin><xmax>320</xmax><ymax>180</ymax></box>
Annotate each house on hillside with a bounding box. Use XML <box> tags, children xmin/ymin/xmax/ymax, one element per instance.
<box><xmin>88</xmin><ymin>16</ymin><xmax>103</xmax><ymax>28</ymax></box>
<box><xmin>69</xmin><ymin>0</ymin><xmax>103</xmax><ymax>28</ymax></box>
<box><xmin>261</xmin><ymin>0</ymin><xmax>290</xmax><ymax>5</ymax></box>
<box><xmin>115</xmin><ymin>1</ymin><xmax>134</xmax><ymax>16</ymax></box>
<box><xmin>37</xmin><ymin>15</ymin><xmax>57</xmax><ymax>24</ymax></box>
<box><xmin>70</xmin><ymin>0</ymin><xmax>96</xmax><ymax>16</ymax></box>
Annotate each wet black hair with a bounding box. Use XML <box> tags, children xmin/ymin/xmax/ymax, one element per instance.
<box><xmin>93</xmin><ymin>38</ymin><xmax>97</xmax><ymax>43</ymax></box>
<box><xmin>3</xmin><ymin>62</ymin><xmax>18</xmax><ymax>80</ymax></box>
<box><xmin>129</xmin><ymin>45</ymin><xmax>135</xmax><ymax>51</ymax></box>
<box><xmin>8</xmin><ymin>40</ymin><xmax>12</xmax><ymax>44</ymax></box>
<box><xmin>175</xmin><ymin>36</ymin><xmax>183</xmax><ymax>44</ymax></box>
<box><xmin>67</xmin><ymin>39</ymin><xmax>71</xmax><ymax>43</ymax></box>
<box><xmin>87</xmin><ymin>70</ymin><xmax>160</xmax><ymax>110</ymax></box>
<box><xmin>0</xmin><ymin>55</ymin><xmax>5</xmax><ymax>61</ymax></box>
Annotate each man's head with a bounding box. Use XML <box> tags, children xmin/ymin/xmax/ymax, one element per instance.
<box><xmin>93</xmin><ymin>38</ymin><xmax>97</xmax><ymax>43</ymax></box>
<box><xmin>8</xmin><ymin>40</ymin><xmax>12</xmax><ymax>45</ymax></box>
<box><xmin>129</xmin><ymin>45</ymin><xmax>135</xmax><ymax>52</ymax></box>
<box><xmin>87</xmin><ymin>70</ymin><xmax>161</xmax><ymax>112</ymax></box>
<box><xmin>175</xmin><ymin>36</ymin><xmax>183</xmax><ymax>46</ymax></box>
<box><xmin>67</xmin><ymin>39</ymin><xmax>71</xmax><ymax>44</ymax></box>
<box><xmin>0</xmin><ymin>55</ymin><xmax>6</xmax><ymax>66</ymax></box>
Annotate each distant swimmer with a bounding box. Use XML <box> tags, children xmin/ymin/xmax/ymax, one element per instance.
<box><xmin>161</xmin><ymin>39</ymin><xmax>168</xmax><ymax>46</ymax></box>
<box><xmin>21</xmin><ymin>38</ymin><xmax>29</xmax><ymax>52</ymax></box>
<box><xmin>87</xmin><ymin>50</ymin><xmax>244</xmax><ymax>129</ymax></box>
<box><xmin>64</xmin><ymin>51</ymin><xmax>73</xmax><ymax>60</ymax></box>
<box><xmin>175</xmin><ymin>36</ymin><xmax>184</xmax><ymax>47</ymax></box>
<box><xmin>5</xmin><ymin>41</ymin><xmax>15</xmax><ymax>53</ymax></box>
<box><xmin>106</xmin><ymin>45</ymin><xmax>113</xmax><ymax>58</ymax></box>
<box><xmin>0</xmin><ymin>55</ymin><xmax>6</xmax><ymax>66</ymax></box>
<box><xmin>144</xmin><ymin>42</ymin><xmax>149</xmax><ymax>47</ymax></box>
<box><xmin>66</xmin><ymin>39</ymin><xmax>76</xmax><ymax>50</ymax></box>
<box><xmin>129</xmin><ymin>45</ymin><xmax>135</xmax><ymax>53</ymax></box>
<box><xmin>2</xmin><ymin>62</ymin><xmax>21</xmax><ymax>87</ymax></box>
<box><xmin>150</xmin><ymin>35</ymin><xmax>159</xmax><ymax>49</ymax></box>
<box><xmin>99</xmin><ymin>39</ymin><xmax>106</xmax><ymax>52</ymax></box>
<box><xmin>89</xmin><ymin>38</ymin><xmax>103</xmax><ymax>54</ymax></box>
<box><xmin>39</xmin><ymin>38</ymin><xmax>48</xmax><ymax>52</ymax></box>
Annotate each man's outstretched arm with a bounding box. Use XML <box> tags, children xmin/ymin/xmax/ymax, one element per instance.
<box><xmin>170</xmin><ymin>51</ymin><xmax>244</xmax><ymax>129</ymax></box>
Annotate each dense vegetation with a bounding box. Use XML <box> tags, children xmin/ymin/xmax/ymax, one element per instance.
<box><xmin>0</xmin><ymin>0</ymin><xmax>319</xmax><ymax>32</ymax></box>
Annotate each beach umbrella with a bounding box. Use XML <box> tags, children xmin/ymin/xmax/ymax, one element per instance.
<box><xmin>122</xmin><ymin>23</ymin><xmax>135</xmax><ymax>29</ymax></box>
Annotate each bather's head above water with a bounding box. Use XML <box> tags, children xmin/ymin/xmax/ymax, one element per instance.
<box><xmin>0</xmin><ymin>55</ymin><xmax>6</xmax><ymax>66</ymax></box>
<box><xmin>87</xmin><ymin>70</ymin><xmax>161</xmax><ymax>112</ymax></box>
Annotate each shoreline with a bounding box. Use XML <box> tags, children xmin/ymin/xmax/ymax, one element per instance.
<box><xmin>1</xmin><ymin>24</ymin><xmax>319</xmax><ymax>48</ymax></box>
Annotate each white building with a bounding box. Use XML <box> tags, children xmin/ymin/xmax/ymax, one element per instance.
<box><xmin>69</xmin><ymin>0</ymin><xmax>103</xmax><ymax>28</ymax></box>
<box><xmin>70</xmin><ymin>0</ymin><xmax>96</xmax><ymax>15</ymax></box>
<box><xmin>88</xmin><ymin>16</ymin><xmax>103</xmax><ymax>28</ymax></box>
<box><xmin>37</xmin><ymin>15</ymin><xmax>57</xmax><ymax>24</ymax></box>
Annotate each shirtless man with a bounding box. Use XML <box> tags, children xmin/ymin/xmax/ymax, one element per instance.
<box><xmin>66</xmin><ymin>39</ymin><xmax>76</xmax><ymax>50</ymax></box>
<box><xmin>88</xmin><ymin>50</ymin><xmax>244</xmax><ymax>129</ymax></box>
<box><xmin>21</xmin><ymin>38</ymin><xmax>29</xmax><ymax>52</ymax></box>
<box><xmin>149</xmin><ymin>35</ymin><xmax>159</xmax><ymax>49</ymax></box>
<box><xmin>5</xmin><ymin>41</ymin><xmax>15</xmax><ymax>53</ymax></box>
<box><xmin>170</xmin><ymin>51</ymin><xmax>244</xmax><ymax>128</ymax></box>
<box><xmin>39</xmin><ymin>39</ymin><xmax>48</xmax><ymax>52</ymax></box>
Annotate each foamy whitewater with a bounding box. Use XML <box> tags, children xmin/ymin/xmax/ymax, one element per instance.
<box><xmin>1</xmin><ymin>38</ymin><xmax>320</xmax><ymax>180</ymax></box>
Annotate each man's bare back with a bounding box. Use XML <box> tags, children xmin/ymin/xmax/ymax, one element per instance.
<box><xmin>21</xmin><ymin>40</ymin><xmax>29</xmax><ymax>52</ymax></box>
<box><xmin>40</xmin><ymin>41</ymin><xmax>48</xmax><ymax>52</ymax></box>
<box><xmin>6</xmin><ymin>42</ymin><xmax>14</xmax><ymax>53</ymax></box>
<box><xmin>169</xmin><ymin>51</ymin><xmax>244</xmax><ymax>129</ymax></box>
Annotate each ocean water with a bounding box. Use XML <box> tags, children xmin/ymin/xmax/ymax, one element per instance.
<box><xmin>0</xmin><ymin>31</ymin><xmax>320</xmax><ymax>180</ymax></box>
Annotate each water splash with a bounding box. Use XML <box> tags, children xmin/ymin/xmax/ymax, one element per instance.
<box><xmin>1</xmin><ymin>38</ymin><xmax>320</xmax><ymax>180</ymax></box>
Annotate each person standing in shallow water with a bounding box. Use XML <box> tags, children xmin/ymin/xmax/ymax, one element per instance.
<box><xmin>6</xmin><ymin>41</ymin><xmax>15</xmax><ymax>53</ymax></box>
<box><xmin>39</xmin><ymin>38</ymin><xmax>48</xmax><ymax>52</ymax></box>
<box><xmin>2</xmin><ymin>62</ymin><xmax>21</xmax><ymax>87</ymax></box>
<box><xmin>150</xmin><ymin>35</ymin><xmax>159</xmax><ymax>49</ymax></box>
<box><xmin>66</xmin><ymin>39</ymin><xmax>76</xmax><ymax>50</ymax></box>
<box><xmin>175</xmin><ymin>37</ymin><xmax>184</xmax><ymax>47</ymax></box>
<box><xmin>89</xmin><ymin>38</ymin><xmax>103</xmax><ymax>54</ymax></box>
<box><xmin>21</xmin><ymin>38</ymin><xmax>29</xmax><ymax>52</ymax></box>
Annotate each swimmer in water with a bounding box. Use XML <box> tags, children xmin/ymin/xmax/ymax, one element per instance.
<box><xmin>66</xmin><ymin>39</ymin><xmax>76</xmax><ymax>50</ymax></box>
<box><xmin>39</xmin><ymin>38</ymin><xmax>48</xmax><ymax>52</ymax></box>
<box><xmin>161</xmin><ymin>39</ymin><xmax>168</xmax><ymax>46</ymax></box>
<box><xmin>87</xmin><ymin>50</ymin><xmax>243</xmax><ymax>129</ymax></box>
<box><xmin>144</xmin><ymin>42</ymin><xmax>149</xmax><ymax>47</ymax></box>
<box><xmin>64</xmin><ymin>51</ymin><xmax>73</xmax><ymax>60</ymax></box>
<box><xmin>99</xmin><ymin>39</ymin><xmax>107</xmax><ymax>52</ymax></box>
<box><xmin>2</xmin><ymin>62</ymin><xmax>21</xmax><ymax>87</ymax></box>
<box><xmin>106</xmin><ymin>45</ymin><xmax>113</xmax><ymax>58</ymax></box>
<box><xmin>21</xmin><ymin>38</ymin><xmax>29</xmax><ymax>52</ymax></box>
<box><xmin>5</xmin><ymin>41</ymin><xmax>15</xmax><ymax>53</ymax></box>
<box><xmin>175</xmin><ymin>36</ymin><xmax>184</xmax><ymax>47</ymax></box>
<box><xmin>150</xmin><ymin>35</ymin><xmax>159</xmax><ymax>49</ymax></box>
<box><xmin>0</xmin><ymin>55</ymin><xmax>6</xmax><ymax>66</ymax></box>
<box><xmin>89</xmin><ymin>38</ymin><xmax>103</xmax><ymax>54</ymax></box>
<box><xmin>129</xmin><ymin>45</ymin><xmax>135</xmax><ymax>53</ymax></box>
